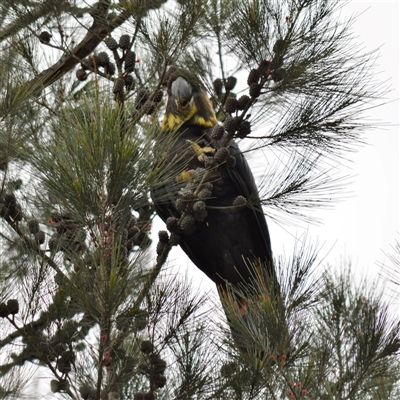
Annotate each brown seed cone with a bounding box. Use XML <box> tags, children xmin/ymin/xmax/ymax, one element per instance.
<box><xmin>142</xmin><ymin>101</ymin><xmax>157</xmax><ymax>115</ymax></box>
<box><xmin>35</xmin><ymin>230</ymin><xmax>46</xmax><ymax>245</ymax></box>
<box><xmin>104</xmin><ymin>62</ymin><xmax>116</xmax><ymax>76</ymax></box>
<box><xmin>213</xmin><ymin>78</ymin><xmax>223</xmax><ymax>96</ymax></box>
<box><xmin>259</xmin><ymin>59</ymin><xmax>272</xmax><ymax>74</ymax></box>
<box><xmin>224</xmin><ymin>97</ymin><xmax>238</xmax><ymax>114</ymax></box>
<box><xmin>249</xmin><ymin>82</ymin><xmax>261</xmax><ymax>98</ymax></box>
<box><xmin>273</xmin><ymin>38</ymin><xmax>286</xmax><ymax>54</ymax></box>
<box><xmin>166</xmin><ymin>217</ymin><xmax>179</xmax><ymax>233</ymax></box>
<box><xmin>158</xmin><ymin>230</ymin><xmax>169</xmax><ymax>244</ymax></box>
<box><xmin>4</xmin><ymin>193</ymin><xmax>16</xmax><ymax>207</ymax></box>
<box><xmin>220</xmin><ymin>361</ymin><xmax>237</xmax><ymax>378</ymax></box>
<box><xmin>223</xmin><ymin>115</ymin><xmax>238</xmax><ymax>134</ymax></box>
<box><xmin>28</xmin><ymin>219</ymin><xmax>40</xmax><ymax>234</ymax></box>
<box><xmin>57</xmin><ymin>357</ymin><xmax>71</xmax><ymax>374</ymax></box>
<box><xmin>193</xmin><ymin>200</ymin><xmax>207</xmax><ymax>219</ymax></box>
<box><xmin>224</xmin><ymin>76</ymin><xmax>237</xmax><ymax>91</ymax></box>
<box><xmin>39</xmin><ymin>31</ymin><xmax>52</xmax><ymax>44</ymax></box>
<box><xmin>198</xmin><ymin>189</ymin><xmax>212</xmax><ymax>200</ymax></box>
<box><xmin>156</xmin><ymin>241</ymin><xmax>167</xmax><ymax>256</ymax></box>
<box><xmin>7</xmin><ymin>299</ymin><xmax>19</xmax><ymax>315</ymax></box>
<box><xmin>203</xmin><ymin>156</ymin><xmax>217</xmax><ymax>169</ymax></box>
<box><xmin>193</xmin><ymin>208</ymin><xmax>207</xmax><ymax>222</ymax></box>
<box><xmin>135</xmin><ymin>88</ymin><xmax>150</xmax><ymax>108</ymax></box>
<box><xmin>124</xmin><ymin>74</ymin><xmax>135</xmax><ymax>90</ymax></box>
<box><xmin>214</xmin><ymin>147</ymin><xmax>229</xmax><ymax>164</ymax></box>
<box><xmin>237</xmin><ymin>120</ymin><xmax>251</xmax><ymax>138</ymax></box>
<box><xmin>237</xmin><ymin>94</ymin><xmax>250</xmax><ymax>110</ymax></box>
<box><xmin>113</xmin><ymin>78</ymin><xmax>125</xmax><ymax>94</ymax></box>
<box><xmin>247</xmin><ymin>68</ymin><xmax>260</xmax><ymax>85</ymax></box>
<box><xmin>152</xmin><ymin>374</ymin><xmax>167</xmax><ymax>388</ymax></box>
<box><xmin>124</xmin><ymin>50</ymin><xmax>136</xmax><ymax>72</ymax></box>
<box><xmin>176</xmin><ymin>197</ymin><xmax>189</xmax><ymax>213</ymax></box>
<box><xmin>119</xmin><ymin>34</ymin><xmax>131</xmax><ymax>49</ymax></box>
<box><xmin>140</xmin><ymin>340</ymin><xmax>154</xmax><ymax>354</ymax></box>
<box><xmin>153</xmin><ymin>89</ymin><xmax>163</xmax><ymax>103</ymax></box>
<box><xmin>12</xmin><ymin>204</ymin><xmax>22</xmax><ymax>221</ymax></box>
<box><xmin>211</xmin><ymin>124</ymin><xmax>225</xmax><ymax>141</ymax></box>
<box><xmin>179</xmin><ymin>214</ymin><xmax>196</xmax><ymax>234</ymax></box>
<box><xmin>104</xmin><ymin>36</ymin><xmax>118</xmax><ymax>50</ymax></box>
<box><xmin>150</xmin><ymin>354</ymin><xmax>167</xmax><ymax>374</ymax></box>
<box><xmin>96</xmin><ymin>51</ymin><xmax>109</xmax><ymax>67</ymax></box>
<box><xmin>233</xmin><ymin>195</ymin><xmax>247</xmax><ymax>208</ymax></box>
<box><xmin>76</xmin><ymin>69</ymin><xmax>88</xmax><ymax>81</ymax></box>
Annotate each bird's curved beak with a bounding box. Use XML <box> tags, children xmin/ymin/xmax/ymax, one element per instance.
<box><xmin>171</xmin><ymin>77</ymin><xmax>193</xmax><ymax>110</ymax></box>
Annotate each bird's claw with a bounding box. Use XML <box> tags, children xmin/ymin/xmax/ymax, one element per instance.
<box><xmin>186</xmin><ymin>140</ymin><xmax>215</xmax><ymax>163</ymax></box>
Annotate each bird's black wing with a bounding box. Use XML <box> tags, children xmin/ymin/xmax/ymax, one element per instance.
<box><xmin>152</xmin><ymin>124</ymin><xmax>274</xmax><ymax>289</ymax></box>
<box><xmin>224</xmin><ymin>139</ymin><xmax>272</xmax><ymax>260</ymax></box>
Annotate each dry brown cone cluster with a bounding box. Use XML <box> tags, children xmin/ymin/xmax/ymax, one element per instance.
<box><xmin>133</xmin><ymin>340</ymin><xmax>168</xmax><ymax>400</ymax></box>
<box><xmin>75</xmin><ymin>33</ymin><xmax>164</xmax><ymax>117</ymax></box>
<box><xmin>212</xmin><ymin>41</ymin><xmax>288</xmax><ymax>141</ymax></box>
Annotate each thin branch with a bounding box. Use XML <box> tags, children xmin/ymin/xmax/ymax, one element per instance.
<box><xmin>0</xmin><ymin>0</ymin><xmax>76</xmax><ymax>42</ymax></box>
<box><xmin>26</xmin><ymin>6</ymin><xmax>129</xmax><ymax>95</ymax></box>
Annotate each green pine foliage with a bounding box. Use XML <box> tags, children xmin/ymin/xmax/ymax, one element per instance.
<box><xmin>0</xmin><ymin>0</ymin><xmax>398</xmax><ymax>399</ymax></box>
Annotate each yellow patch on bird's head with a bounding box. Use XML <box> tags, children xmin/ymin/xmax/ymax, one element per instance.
<box><xmin>161</xmin><ymin>105</ymin><xmax>217</xmax><ymax>132</ymax></box>
<box><xmin>161</xmin><ymin>83</ymin><xmax>217</xmax><ymax>132</ymax></box>
<box><xmin>192</xmin><ymin>115</ymin><xmax>217</xmax><ymax>127</ymax></box>
<box><xmin>161</xmin><ymin>102</ymin><xmax>198</xmax><ymax>131</ymax></box>
<box><xmin>161</xmin><ymin>113</ymin><xmax>184</xmax><ymax>131</ymax></box>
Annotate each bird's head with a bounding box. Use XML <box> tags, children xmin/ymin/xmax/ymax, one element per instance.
<box><xmin>171</xmin><ymin>76</ymin><xmax>193</xmax><ymax>112</ymax></box>
<box><xmin>161</xmin><ymin>70</ymin><xmax>217</xmax><ymax>132</ymax></box>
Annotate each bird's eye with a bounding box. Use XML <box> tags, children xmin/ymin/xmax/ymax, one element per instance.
<box><xmin>176</xmin><ymin>98</ymin><xmax>189</xmax><ymax>109</ymax></box>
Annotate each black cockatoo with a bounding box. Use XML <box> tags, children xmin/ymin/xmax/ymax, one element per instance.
<box><xmin>151</xmin><ymin>70</ymin><xmax>283</xmax><ymax>350</ymax></box>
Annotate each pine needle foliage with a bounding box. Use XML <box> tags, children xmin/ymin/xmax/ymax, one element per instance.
<box><xmin>0</xmin><ymin>0</ymin><xmax>398</xmax><ymax>399</ymax></box>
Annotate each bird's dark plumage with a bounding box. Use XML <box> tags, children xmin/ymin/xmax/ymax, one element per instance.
<box><xmin>152</xmin><ymin>70</ymin><xmax>279</xmax><ymax>342</ymax></box>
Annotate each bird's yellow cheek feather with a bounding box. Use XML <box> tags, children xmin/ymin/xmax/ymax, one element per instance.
<box><xmin>192</xmin><ymin>115</ymin><xmax>216</xmax><ymax>128</ymax></box>
<box><xmin>161</xmin><ymin>103</ymin><xmax>200</xmax><ymax>131</ymax></box>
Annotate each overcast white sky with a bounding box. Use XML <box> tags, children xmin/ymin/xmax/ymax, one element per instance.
<box><xmin>153</xmin><ymin>1</ymin><xmax>399</xmax><ymax>299</ymax></box>
<box><xmin>302</xmin><ymin>1</ymin><xmax>399</xmax><ymax>277</ymax></box>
